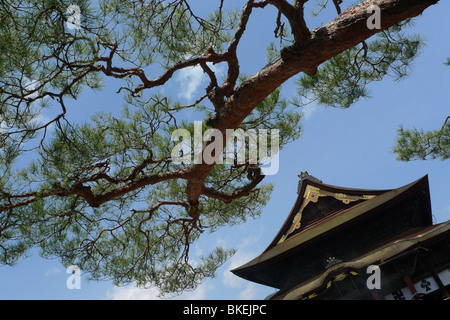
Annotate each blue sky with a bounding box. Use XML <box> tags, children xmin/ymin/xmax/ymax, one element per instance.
<box><xmin>0</xmin><ymin>1</ymin><xmax>449</xmax><ymax>300</ymax></box>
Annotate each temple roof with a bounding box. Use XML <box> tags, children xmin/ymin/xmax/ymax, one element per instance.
<box><xmin>266</xmin><ymin>172</ymin><xmax>392</xmax><ymax>251</ymax></box>
<box><xmin>277</xmin><ymin>220</ymin><xmax>450</xmax><ymax>300</ymax></box>
<box><xmin>231</xmin><ymin>175</ymin><xmax>433</xmax><ymax>289</ymax></box>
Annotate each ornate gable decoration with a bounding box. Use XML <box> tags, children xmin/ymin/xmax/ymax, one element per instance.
<box><xmin>277</xmin><ymin>176</ymin><xmax>376</xmax><ymax>245</ymax></box>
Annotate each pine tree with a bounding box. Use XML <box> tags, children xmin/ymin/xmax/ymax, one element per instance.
<box><xmin>393</xmin><ymin>62</ymin><xmax>449</xmax><ymax>161</ymax></box>
<box><xmin>0</xmin><ymin>0</ymin><xmax>441</xmax><ymax>295</ymax></box>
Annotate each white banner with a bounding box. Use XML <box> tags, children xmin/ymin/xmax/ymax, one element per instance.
<box><xmin>385</xmin><ymin>269</ymin><xmax>450</xmax><ymax>300</ymax></box>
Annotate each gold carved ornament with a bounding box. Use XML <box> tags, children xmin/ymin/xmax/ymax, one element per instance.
<box><xmin>277</xmin><ymin>185</ymin><xmax>377</xmax><ymax>244</ymax></box>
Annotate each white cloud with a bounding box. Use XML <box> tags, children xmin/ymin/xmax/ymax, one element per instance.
<box><xmin>105</xmin><ymin>285</ymin><xmax>160</xmax><ymax>300</ymax></box>
<box><xmin>176</xmin><ymin>66</ymin><xmax>205</xmax><ymax>101</ymax></box>
<box><xmin>177</xmin><ymin>283</ymin><xmax>214</xmax><ymax>300</ymax></box>
<box><xmin>216</xmin><ymin>229</ymin><xmax>270</xmax><ymax>300</ymax></box>
<box><xmin>222</xmin><ymin>251</ymin><xmax>254</xmax><ymax>288</ymax></box>
<box><xmin>44</xmin><ymin>266</ymin><xmax>64</xmax><ymax>277</ymax></box>
<box><xmin>301</xmin><ymin>103</ymin><xmax>320</xmax><ymax>120</ymax></box>
<box><xmin>221</xmin><ymin>233</ymin><xmax>262</xmax><ymax>290</ymax></box>
<box><xmin>23</xmin><ymin>77</ymin><xmax>40</xmax><ymax>100</ymax></box>
<box><xmin>175</xmin><ymin>63</ymin><xmax>226</xmax><ymax>101</ymax></box>
<box><xmin>104</xmin><ymin>230</ymin><xmax>265</xmax><ymax>300</ymax></box>
<box><xmin>221</xmin><ymin>249</ymin><xmax>267</xmax><ymax>300</ymax></box>
<box><xmin>104</xmin><ymin>282</ymin><xmax>213</xmax><ymax>300</ymax></box>
<box><xmin>0</xmin><ymin>121</ymin><xmax>7</xmax><ymax>133</ymax></box>
<box><xmin>238</xmin><ymin>283</ymin><xmax>259</xmax><ymax>300</ymax></box>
